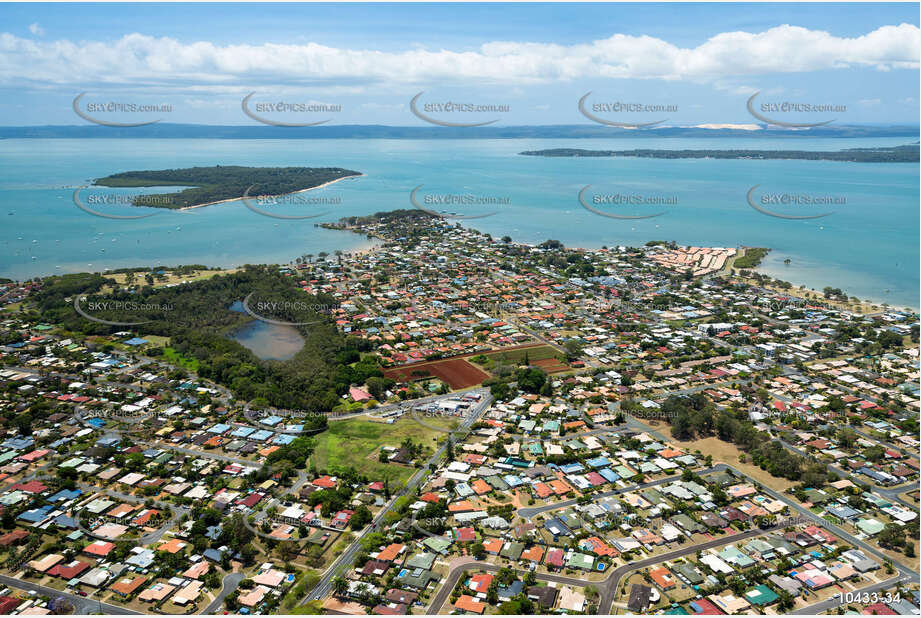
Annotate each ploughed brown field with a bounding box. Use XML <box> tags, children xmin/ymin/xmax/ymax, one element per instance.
<box><xmin>532</xmin><ymin>357</ymin><xmax>570</xmax><ymax>373</ymax></box>
<box><xmin>383</xmin><ymin>357</ymin><xmax>491</xmax><ymax>389</ymax></box>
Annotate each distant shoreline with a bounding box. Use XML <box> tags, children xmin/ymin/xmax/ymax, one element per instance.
<box><xmin>2</xmin><ymin>124</ymin><xmax>919</xmax><ymax>140</ymax></box>
<box><xmin>520</xmin><ymin>145</ymin><xmax>920</xmax><ymax>163</ymax></box>
<box><xmin>178</xmin><ymin>173</ymin><xmax>363</xmax><ymax>211</ymax></box>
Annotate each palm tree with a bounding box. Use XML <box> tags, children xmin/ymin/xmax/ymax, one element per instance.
<box><xmin>332</xmin><ymin>575</ymin><xmax>348</xmax><ymax>598</ymax></box>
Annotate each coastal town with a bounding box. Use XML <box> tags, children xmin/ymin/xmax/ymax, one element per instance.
<box><xmin>0</xmin><ymin>211</ymin><xmax>917</xmax><ymax>616</ymax></box>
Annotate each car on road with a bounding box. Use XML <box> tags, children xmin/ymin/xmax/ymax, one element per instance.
<box><xmin>77</xmin><ymin>591</ymin><xmax>87</xmax><ymax>597</ymax></box>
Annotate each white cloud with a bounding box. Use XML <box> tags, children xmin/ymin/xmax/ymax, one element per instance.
<box><xmin>0</xmin><ymin>24</ymin><xmax>917</xmax><ymax>89</ymax></box>
<box><xmin>28</xmin><ymin>23</ymin><xmax>44</xmax><ymax>36</ymax></box>
<box><xmin>858</xmin><ymin>98</ymin><xmax>882</xmax><ymax>106</ymax></box>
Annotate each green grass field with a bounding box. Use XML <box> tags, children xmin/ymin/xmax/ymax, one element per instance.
<box><xmin>483</xmin><ymin>344</ymin><xmax>560</xmax><ymax>365</ymax></box>
<box><xmin>309</xmin><ymin>417</ymin><xmax>442</xmax><ymax>484</ymax></box>
<box><xmin>162</xmin><ymin>346</ymin><xmax>200</xmax><ymax>372</ymax></box>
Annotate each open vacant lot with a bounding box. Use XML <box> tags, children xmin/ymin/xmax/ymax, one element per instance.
<box><xmin>310</xmin><ymin>417</ymin><xmax>441</xmax><ymax>484</ymax></box>
<box><xmin>383</xmin><ymin>356</ymin><xmax>490</xmax><ymax>389</ymax></box>
<box><xmin>532</xmin><ymin>356</ymin><xmax>570</xmax><ymax>373</ymax></box>
<box><xmin>484</xmin><ymin>343</ymin><xmax>559</xmax><ymax>365</ymax></box>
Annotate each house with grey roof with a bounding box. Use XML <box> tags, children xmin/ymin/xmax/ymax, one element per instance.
<box><xmin>499</xmin><ymin>542</ymin><xmax>525</xmax><ymax>561</ymax></box>
<box><xmin>768</xmin><ymin>574</ymin><xmax>802</xmax><ymax>596</ymax></box>
<box><xmin>405</xmin><ymin>552</ymin><xmax>436</xmax><ymax>571</ymax></box>
<box><xmin>674</xmin><ymin>563</ymin><xmax>704</xmax><ymax>585</ymax></box>
<box><xmin>395</xmin><ymin>567</ymin><xmax>438</xmax><ymax>590</ymax></box>
<box><xmin>672</xmin><ymin>513</ymin><xmax>705</xmax><ymax>534</ymax></box>
<box><xmin>481</xmin><ymin>516</ymin><xmax>509</xmax><ymax>530</ymax></box>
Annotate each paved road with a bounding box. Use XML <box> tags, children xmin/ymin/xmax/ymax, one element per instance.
<box><xmin>74</xmin><ymin>404</ymin><xmax>261</xmax><ymax>468</ymax></box>
<box><xmin>435</xmin><ymin>452</ymin><xmax>919</xmax><ymax>615</ymax></box>
<box><xmin>141</xmin><ymin>442</ymin><xmax>258</xmax><ymax>466</ymax></box>
<box><xmin>511</xmin><ymin>427</ymin><xmax>919</xmax><ymax>613</ymax></box>
<box><xmin>517</xmin><ymin>464</ymin><xmax>725</xmax><ymax>519</ymax></box>
<box><xmin>0</xmin><ymin>574</ymin><xmax>140</xmax><ymax>615</ymax></box>
<box><xmin>62</xmin><ymin>479</ymin><xmax>188</xmax><ymax>545</ymax></box>
<box><xmin>594</xmin><ymin>527</ymin><xmax>767</xmax><ymax>613</ymax></box>
<box><xmin>850</xmin><ymin>425</ymin><xmax>916</xmax><ymax>459</ymax></box>
<box><xmin>426</xmin><ymin>560</ymin><xmax>602</xmax><ymax>614</ymax></box>
<box><xmin>301</xmin><ymin>389</ymin><xmax>493</xmax><ymax>605</ymax></box>
<box><xmin>427</xmin><ymin>527</ymin><xmax>768</xmax><ymax>614</ymax></box>
<box><xmin>708</xmin><ymin>465</ymin><xmax>920</xmax><ymax>591</ymax></box>
<box><xmin>776</xmin><ymin>433</ymin><xmax>916</xmax><ymax>509</ymax></box>
<box><xmin>623</xmin><ymin>415</ymin><xmax>917</xmax><ymax>579</ymax></box>
<box><xmin>202</xmin><ymin>572</ymin><xmax>245</xmax><ymax>614</ymax></box>
<box><xmin>791</xmin><ymin>573</ymin><xmax>911</xmax><ymax>615</ymax></box>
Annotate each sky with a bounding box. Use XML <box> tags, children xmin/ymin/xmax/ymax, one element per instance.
<box><xmin>0</xmin><ymin>3</ymin><xmax>918</xmax><ymax>126</ymax></box>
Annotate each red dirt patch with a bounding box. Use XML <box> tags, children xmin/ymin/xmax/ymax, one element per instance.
<box><xmin>383</xmin><ymin>357</ymin><xmax>490</xmax><ymax>389</ymax></box>
<box><xmin>532</xmin><ymin>357</ymin><xmax>569</xmax><ymax>373</ymax></box>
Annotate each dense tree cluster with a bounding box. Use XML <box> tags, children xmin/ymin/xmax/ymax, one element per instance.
<box><xmin>95</xmin><ymin>166</ymin><xmax>361</xmax><ymax>209</ymax></box>
<box><xmin>34</xmin><ymin>265</ymin><xmax>372</xmax><ymax>422</ymax></box>
<box><xmin>661</xmin><ymin>394</ymin><xmax>828</xmax><ymax>484</ymax></box>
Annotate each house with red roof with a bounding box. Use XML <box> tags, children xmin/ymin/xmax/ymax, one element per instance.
<box><xmin>376</xmin><ymin>543</ymin><xmax>404</xmax><ymax>563</ymax></box>
<box><xmin>0</xmin><ymin>596</ymin><xmax>20</xmax><ymax>614</ymax></box>
<box><xmin>580</xmin><ymin>536</ymin><xmax>618</xmax><ymax>558</ymax></box>
<box><xmin>520</xmin><ymin>545</ymin><xmax>544</xmax><ymax>565</ymax></box>
<box><xmin>471</xmin><ymin>479</ymin><xmax>491</xmax><ymax>495</ymax></box>
<box><xmin>649</xmin><ymin>566</ymin><xmax>677</xmax><ymax>590</ymax></box>
<box><xmin>0</xmin><ymin>529</ymin><xmax>29</xmax><ymax>548</ymax></box>
<box><xmin>18</xmin><ymin>449</ymin><xmax>50</xmax><ymax>463</ymax></box>
<box><xmin>83</xmin><ymin>540</ymin><xmax>116</xmax><ymax>558</ymax></box>
<box><xmin>689</xmin><ymin>598</ymin><xmax>723</xmax><ymax>614</ymax></box>
<box><xmin>132</xmin><ymin>509</ymin><xmax>160</xmax><ymax>526</ymax></box>
<box><xmin>585</xmin><ymin>472</ymin><xmax>606</xmax><ymax>487</ymax></box>
<box><xmin>236</xmin><ymin>493</ymin><xmax>264</xmax><ymax>509</ymax></box>
<box><xmin>454</xmin><ymin>527</ymin><xmax>476</xmax><ymax>543</ymax></box>
<box><xmin>545</xmin><ymin>548</ymin><xmax>565</xmax><ymax>570</ymax></box>
<box><xmin>468</xmin><ymin>573</ymin><xmax>493</xmax><ymax>593</ymax></box>
<box><xmin>313</xmin><ymin>475</ymin><xmax>337</xmax><ymax>489</ymax></box>
<box><xmin>349</xmin><ymin>386</ymin><xmax>372</xmax><ymax>402</ymax></box>
<box><xmin>463</xmin><ymin>533</ymin><xmax>493</xmax><ymax>552</ymax></box>
<box><xmin>48</xmin><ymin>560</ymin><xmax>91</xmax><ymax>580</ymax></box>
<box><xmin>454</xmin><ymin>595</ymin><xmax>485</xmax><ymax>614</ymax></box>
<box><xmin>10</xmin><ymin>480</ymin><xmax>47</xmax><ymax>494</ymax></box>
<box><xmin>861</xmin><ymin>602</ymin><xmax>897</xmax><ymax>615</ymax></box>
<box><xmin>331</xmin><ymin>510</ymin><xmax>353</xmax><ymax>528</ymax></box>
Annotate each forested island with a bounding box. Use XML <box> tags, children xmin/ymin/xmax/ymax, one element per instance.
<box><xmin>519</xmin><ymin>143</ymin><xmax>920</xmax><ymax>162</ymax></box>
<box><xmin>94</xmin><ymin>165</ymin><xmax>361</xmax><ymax>209</ymax></box>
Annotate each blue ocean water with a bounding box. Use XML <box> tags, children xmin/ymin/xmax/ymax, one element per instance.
<box><xmin>0</xmin><ymin>137</ymin><xmax>916</xmax><ymax>309</ymax></box>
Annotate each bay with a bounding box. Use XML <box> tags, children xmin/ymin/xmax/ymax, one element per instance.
<box><xmin>0</xmin><ymin>137</ymin><xmax>916</xmax><ymax>309</ymax></box>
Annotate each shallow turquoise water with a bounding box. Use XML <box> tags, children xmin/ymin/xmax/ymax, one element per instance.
<box><xmin>0</xmin><ymin>137</ymin><xmax>916</xmax><ymax>309</ymax></box>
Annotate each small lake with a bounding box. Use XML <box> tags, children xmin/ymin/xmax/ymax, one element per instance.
<box><xmin>228</xmin><ymin>300</ymin><xmax>305</xmax><ymax>361</ymax></box>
